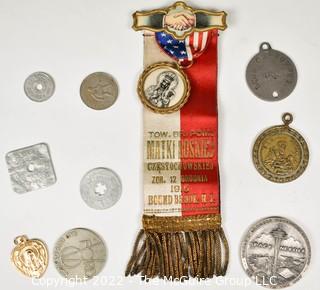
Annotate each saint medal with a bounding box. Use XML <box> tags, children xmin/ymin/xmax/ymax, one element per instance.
<box><xmin>138</xmin><ymin>62</ymin><xmax>190</xmax><ymax>113</ymax></box>
<box><xmin>11</xmin><ymin>235</ymin><xmax>48</xmax><ymax>278</ymax></box>
<box><xmin>253</xmin><ymin>113</ymin><xmax>309</xmax><ymax>183</ymax></box>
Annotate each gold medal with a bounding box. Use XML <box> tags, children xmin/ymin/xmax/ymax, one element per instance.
<box><xmin>252</xmin><ymin>113</ymin><xmax>309</xmax><ymax>183</ymax></box>
<box><xmin>11</xmin><ymin>235</ymin><xmax>48</xmax><ymax>278</ymax></box>
<box><xmin>138</xmin><ymin>62</ymin><xmax>190</xmax><ymax>113</ymax></box>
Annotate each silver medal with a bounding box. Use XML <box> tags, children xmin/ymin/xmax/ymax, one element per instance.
<box><xmin>241</xmin><ymin>216</ymin><xmax>311</xmax><ymax>288</ymax></box>
<box><xmin>24</xmin><ymin>72</ymin><xmax>55</xmax><ymax>102</ymax></box>
<box><xmin>53</xmin><ymin>228</ymin><xmax>107</xmax><ymax>280</ymax></box>
<box><xmin>6</xmin><ymin>143</ymin><xmax>56</xmax><ymax>193</ymax></box>
<box><xmin>80</xmin><ymin>167</ymin><xmax>122</xmax><ymax>210</ymax></box>
<box><xmin>246</xmin><ymin>42</ymin><xmax>297</xmax><ymax>101</ymax></box>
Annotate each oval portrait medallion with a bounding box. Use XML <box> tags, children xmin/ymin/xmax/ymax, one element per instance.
<box><xmin>138</xmin><ymin>62</ymin><xmax>190</xmax><ymax>113</ymax></box>
<box><xmin>11</xmin><ymin>235</ymin><xmax>48</xmax><ymax>278</ymax></box>
<box><xmin>252</xmin><ymin>113</ymin><xmax>309</xmax><ymax>183</ymax></box>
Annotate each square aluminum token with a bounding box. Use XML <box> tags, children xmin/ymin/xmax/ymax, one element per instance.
<box><xmin>6</xmin><ymin>143</ymin><xmax>56</xmax><ymax>193</ymax></box>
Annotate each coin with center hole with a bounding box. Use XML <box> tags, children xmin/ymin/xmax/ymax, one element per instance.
<box><xmin>80</xmin><ymin>72</ymin><xmax>118</xmax><ymax>110</ymax></box>
<box><xmin>24</xmin><ymin>72</ymin><xmax>55</xmax><ymax>102</ymax></box>
<box><xmin>80</xmin><ymin>167</ymin><xmax>122</xmax><ymax>210</ymax></box>
<box><xmin>53</xmin><ymin>228</ymin><xmax>107</xmax><ymax>280</ymax></box>
<box><xmin>6</xmin><ymin>143</ymin><xmax>57</xmax><ymax>193</ymax></box>
<box><xmin>246</xmin><ymin>42</ymin><xmax>297</xmax><ymax>101</ymax></box>
<box><xmin>241</xmin><ymin>216</ymin><xmax>311</xmax><ymax>288</ymax></box>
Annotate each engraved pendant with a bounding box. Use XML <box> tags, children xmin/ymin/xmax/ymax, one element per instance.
<box><xmin>252</xmin><ymin>113</ymin><xmax>309</xmax><ymax>183</ymax></box>
<box><xmin>11</xmin><ymin>235</ymin><xmax>48</xmax><ymax>278</ymax></box>
<box><xmin>246</xmin><ymin>42</ymin><xmax>297</xmax><ymax>102</ymax></box>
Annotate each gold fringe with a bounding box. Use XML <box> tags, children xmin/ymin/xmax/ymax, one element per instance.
<box><xmin>143</xmin><ymin>214</ymin><xmax>221</xmax><ymax>232</ymax></box>
<box><xmin>125</xmin><ymin>215</ymin><xmax>229</xmax><ymax>280</ymax></box>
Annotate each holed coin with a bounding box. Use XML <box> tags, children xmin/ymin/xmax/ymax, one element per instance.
<box><xmin>24</xmin><ymin>72</ymin><xmax>55</xmax><ymax>102</ymax></box>
<box><xmin>246</xmin><ymin>42</ymin><xmax>297</xmax><ymax>101</ymax></box>
<box><xmin>53</xmin><ymin>228</ymin><xmax>107</xmax><ymax>280</ymax></box>
<box><xmin>252</xmin><ymin>113</ymin><xmax>309</xmax><ymax>183</ymax></box>
<box><xmin>11</xmin><ymin>235</ymin><xmax>49</xmax><ymax>278</ymax></box>
<box><xmin>241</xmin><ymin>216</ymin><xmax>311</xmax><ymax>288</ymax></box>
<box><xmin>80</xmin><ymin>167</ymin><xmax>122</xmax><ymax>210</ymax></box>
<box><xmin>6</xmin><ymin>143</ymin><xmax>57</xmax><ymax>193</ymax></box>
<box><xmin>80</xmin><ymin>72</ymin><xmax>118</xmax><ymax>110</ymax></box>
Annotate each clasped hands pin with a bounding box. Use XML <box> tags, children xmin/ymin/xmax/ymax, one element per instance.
<box><xmin>164</xmin><ymin>12</ymin><xmax>195</xmax><ymax>31</ymax></box>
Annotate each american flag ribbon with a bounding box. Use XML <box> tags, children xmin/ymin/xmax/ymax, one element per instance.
<box><xmin>155</xmin><ymin>31</ymin><xmax>209</xmax><ymax>65</ymax></box>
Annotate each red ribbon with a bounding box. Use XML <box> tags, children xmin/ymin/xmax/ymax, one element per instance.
<box><xmin>180</xmin><ymin>30</ymin><xmax>220</xmax><ymax>216</ymax></box>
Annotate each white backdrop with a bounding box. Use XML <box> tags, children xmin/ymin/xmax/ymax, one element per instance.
<box><xmin>0</xmin><ymin>0</ymin><xmax>319</xmax><ymax>289</ymax></box>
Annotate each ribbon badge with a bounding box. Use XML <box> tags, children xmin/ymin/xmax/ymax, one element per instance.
<box><xmin>126</xmin><ymin>1</ymin><xmax>229</xmax><ymax>280</ymax></box>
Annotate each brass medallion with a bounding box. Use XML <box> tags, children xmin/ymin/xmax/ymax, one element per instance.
<box><xmin>11</xmin><ymin>235</ymin><xmax>48</xmax><ymax>278</ymax></box>
<box><xmin>252</xmin><ymin>113</ymin><xmax>309</xmax><ymax>183</ymax></box>
<box><xmin>138</xmin><ymin>62</ymin><xmax>190</xmax><ymax>113</ymax></box>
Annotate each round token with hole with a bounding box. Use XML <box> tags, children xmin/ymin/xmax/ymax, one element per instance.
<box><xmin>80</xmin><ymin>167</ymin><xmax>122</xmax><ymax>210</ymax></box>
<box><xmin>24</xmin><ymin>72</ymin><xmax>55</xmax><ymax>102</ymax></box>
<box><xmin>246</xmin><ymin>42</ymin><xmax>297</xmax><ymax>101</ymax></box>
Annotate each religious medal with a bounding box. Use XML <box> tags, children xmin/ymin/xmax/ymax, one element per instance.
<box><xmin>80</xmin><ymin>167</ymin><xmax>122</xmax><ymax>210</ymax></box>
<box><xmin>126</xmin><ymin>1</ymin><xmax>229</xmax><ymax>280</ymax></box>
<box><xmin>246</xmin><ymin>42</ymin><xmax>297</xmax><ymax>101</ymax></box>
<box><xmin>241</xmin><ymin>216</ymin><xmax>311</xmax><ymax>288</ymax></box>
<box><xmin>53</xmin><ymin>228</ymin><xmax>107</xmax><ymax>280</ymax></box>
<box><xmin>6</xmin><ymin>143</ymin><xmax>57</xmax><ymax>193</ymax></box>
<box><xmin>80</xmin><ymin>72</ymin><xmax>118</xmax><ymax>110</ymax></box>
<box><xmin>24</xmin><ymin>72</ymin><xmax>55</xmax><ymax>102</ymax></box>
<box><xmin>11</xmin><ymin>235</ymin><xmax>49</xmax><ymax>278</ymax></box>
<box><xmin>138</xmin><ymin>62</ymin><xmax>190</xmax><ymax>113</ymax></box>
<box><xmin>253</xmin><ymin>113</ymin><xmax>309</xmax><ymax>183</ymax></box>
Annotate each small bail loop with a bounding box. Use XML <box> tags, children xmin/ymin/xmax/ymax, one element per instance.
<box><xmin>282</xmin><ymin>113</ymin><xmax>293</xmax><ymax>126</ymax></box>
<box><xmin>260</xmin><ymin>42</ymin><xmax>271</xmax><ymax>52</ymax></box>
<box><xmin>14</xmin><ymin>235</ymin><xmax>28</xmax><ymax>245</ymax></box>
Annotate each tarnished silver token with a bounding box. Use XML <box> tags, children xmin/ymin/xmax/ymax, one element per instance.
<box><xmin>53</xmin><ymin>228</ymin><xmax>107</xmax><ymax>280</ymax></box>
<box><xmin>241</xmin><ymin>216</ymin><xmax>311</xmax><ymax>288</ymax></box>
<box><xmin>6</xmin><ymin>143</ymin><xmax>56</xmax><ymax>193</ymax></box>
<box><xmin>24</xmin><ymin>72</ymin><xmax>55</xmax><ymax>102</ymax></box>
<box><xmin>246</xmin><ymin>42</ymin><xmax>297</xmax><ymax>101</ymax></box>
<box><xmin>80</xmin><ymin>168</ymin><xmax>122</xmax><ymax>210</ymax></box>
<box><xmin>80</xmin><ymin>72</ymin><xmax>118</xmax><ymax>110</ymax></box>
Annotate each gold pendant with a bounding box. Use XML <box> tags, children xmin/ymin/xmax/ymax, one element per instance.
<box><xmin>252</xmin><ymin>113</ymin><xmax>309</xmax><ymax>183</ymax></box>
<box><xmin>11</xmin><ymin>235</ymin><xmax>48</xmax><ymax>278</ymax></box>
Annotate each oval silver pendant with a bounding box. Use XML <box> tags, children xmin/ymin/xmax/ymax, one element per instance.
<box><xmin>246</xmin><ymin>42</ymin><xmax>297</xmax><ymax>101</ymax></box>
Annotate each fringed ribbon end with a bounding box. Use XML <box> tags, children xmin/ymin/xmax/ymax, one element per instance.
<box><xmin>125</xmin><ymin>215</ymin><xmax>229</xmax><ymax>280</ymax></box>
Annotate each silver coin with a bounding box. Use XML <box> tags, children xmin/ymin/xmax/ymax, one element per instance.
<box><xmin>246</xmin><ymin>42</ymin><xmax>297</xmax><ymax>101</ymax></box>
<box><xmin>6</xmin><ymin>143</ymin><xmax>56</xmax><ymax>193</ymax></box>
<box><xmin>53</xmin><ymin>228</ymin><xmax>107</xmax><ymax>280</ymax></box>
<box><xmin>80</xmin><ymin>72</ymin><xmax>118</xmax><ymax>110</ymax></box>
<box><xmin>24</xmin><ymin>72</ymin><xmax>55</xmax><ymax>102</ymax></box>
<box><xmin>80</xmin><ymin>167</ymin><xmax>122</xmax><ymax>210</ymax></box>
<box><xmin>241</xmin><ymin>216</ymin><xmax>311</xmax><ymax>288</ymax></box>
